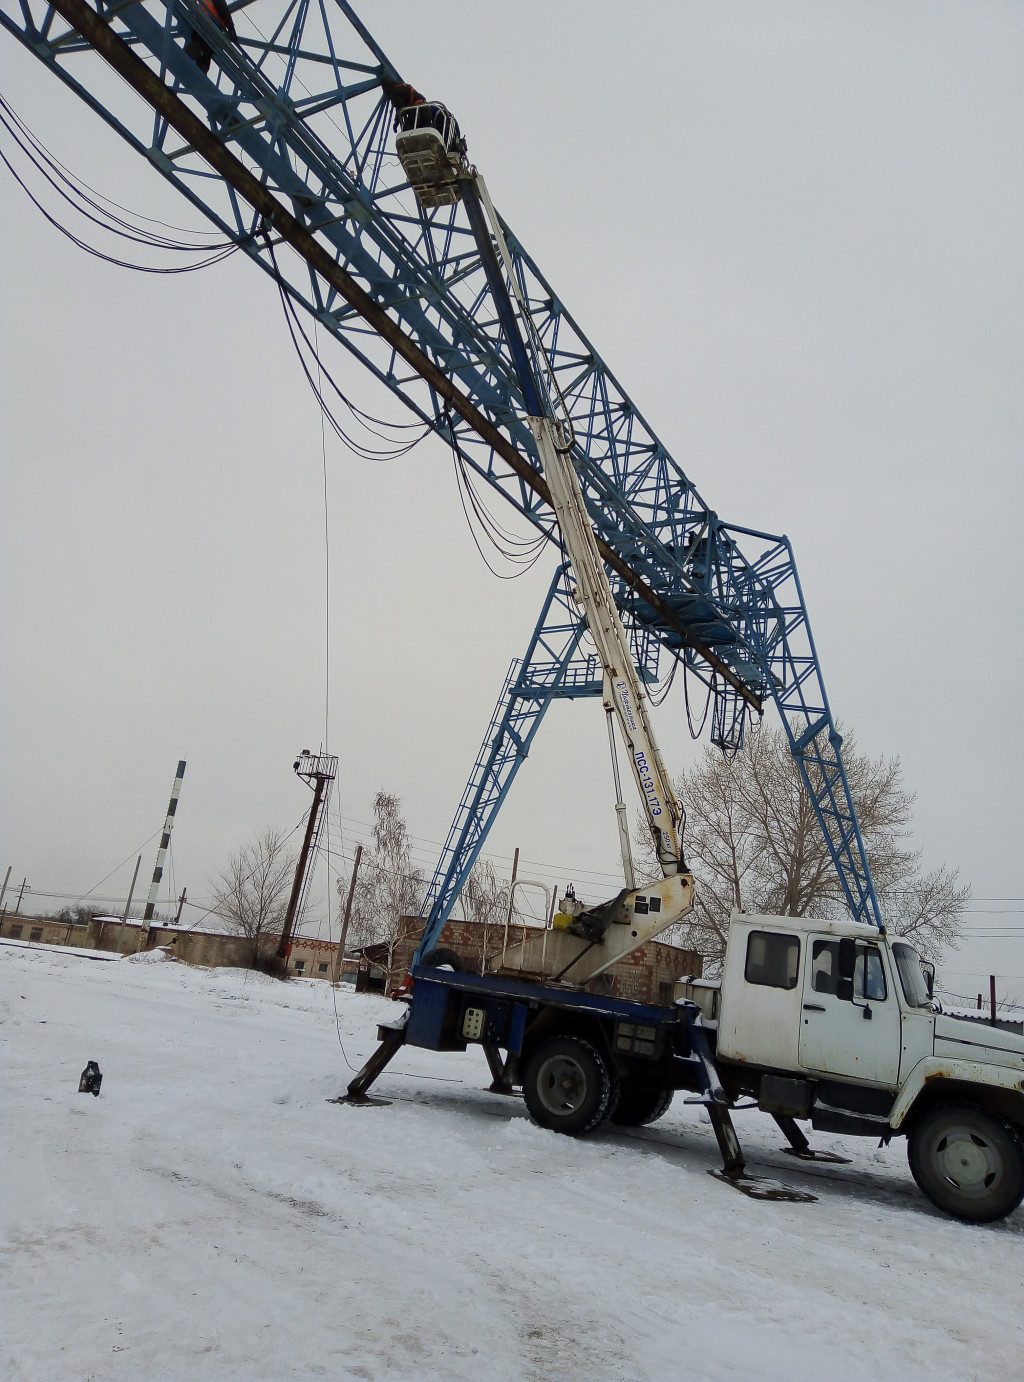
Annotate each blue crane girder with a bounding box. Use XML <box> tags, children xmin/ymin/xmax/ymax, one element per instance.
<box><xmin>416</xmin><ymin>566</ymin><xmax>669</xmax><ymax>955</ymax></box>
<box><xmin>1</xmin><ymin>0</ymin><xmax>884</xmax><ymax>930</ymax></box>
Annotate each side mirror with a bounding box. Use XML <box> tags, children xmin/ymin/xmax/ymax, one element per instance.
<box><xmin>922</xmin><ymin>961</ymin><xmax>935</xmax><ymax>1000</ymax></box>
<box><xmin>836</xmin><ymin>938</ymin><xmax>856</xmax><ymax>1002</ymax></box>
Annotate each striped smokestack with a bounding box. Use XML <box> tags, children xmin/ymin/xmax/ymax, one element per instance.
<box><xmin>143</xmin><ymin>759</ymin><xmax>186</xmax><ymax>922</ymax></box>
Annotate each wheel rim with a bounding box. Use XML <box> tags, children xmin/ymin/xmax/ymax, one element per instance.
<box><xmin>535</xmin><ymin>1054</ymin><xmax>588</xmax><ymax>1117</ymax></box>
<box><xmin>930</xmin><ymin>1122</ymin><xmax>1003</xmax><ymax>1198</ymax></box>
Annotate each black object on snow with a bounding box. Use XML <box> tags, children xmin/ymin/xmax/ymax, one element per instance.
<box><xmin>78</xmin><ymin>1060</ymin><xmax>102</xmax><ymax>1096</ymax></box>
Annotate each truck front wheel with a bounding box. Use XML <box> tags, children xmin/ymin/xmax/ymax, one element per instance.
<box><xmin>523</xmin><ymin>1036</ymin><xmax>618</xmax><ymax>1136</ymax></box>
<box><xmin>907</xmin><ymin>1101</ymin><xmax>1024</xmax><ymax>1223</ymax></box>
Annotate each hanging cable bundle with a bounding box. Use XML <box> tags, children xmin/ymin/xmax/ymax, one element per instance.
<box><xmin>684</xmin><ymin>664</ymin><xmax>716</xmax><ymax>739</ymax></box>
<box><xmin>442</xmin><ymin>406</ymin><xmax>554</xmax><ymax>579</ymax></box>
<box><xmin>0</xmin><ymin>91</ymin><xmax>239</xmax><ymax>272</ymax></box>
<box><xmin>264</xmin><ymin>234</ymin><xmax>434</xmax><ymax>461</ymax></box>
<box><xmin>647</xmin><ymin>652</ymin><xmax>679</xmax><ymax>708</ymax></box>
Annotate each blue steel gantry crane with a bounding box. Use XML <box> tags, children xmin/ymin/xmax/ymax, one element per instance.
<box><xmin>1</xmin><ymin>0</ymin><xmax>883</xmax><ymax>949</ymax></box>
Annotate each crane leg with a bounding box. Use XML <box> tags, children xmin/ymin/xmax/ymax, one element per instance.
<box><xmin>707</xmin><ymin>1103</ymin><xmax>746</xmax><ymax>1177</ymax></box>
<box><xmin>774</xmin><ymin>1113</ymin><xmax>811</xmax><ymax>1154</ymax></box>
<box><xmin>482</xmin><ymin>1042</ymin><xmax>516</xmax><ymax>1095</ymax></box>
<box><xmin>775</xmin><ymin>1113</ymin><xmax>851</xmax><ymax>1164</ymax></box>
<box><xmin>335</xmin><ymin>1023</ymin><xmax>406</xmax><ymax>1106</ymax></box>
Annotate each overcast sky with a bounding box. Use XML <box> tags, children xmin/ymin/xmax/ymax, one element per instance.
<box><xmin>2</xmin><ymin>1</ymin><xmax>1022</xmax><ymax>1000</ymax></box>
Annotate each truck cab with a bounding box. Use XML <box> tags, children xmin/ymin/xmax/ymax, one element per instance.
<box><xmin>715</xmin><ymin>912</ymin><xmax>930</xmax><ymax>1087</ymax></box>
<box><xmin>690</xmin><ymin>912</ymin><xmax>1024</xmax><ymax>1221</ymax></box>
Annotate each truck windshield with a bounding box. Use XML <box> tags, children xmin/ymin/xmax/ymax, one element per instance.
<box><xmin>892</xmin><ymin>942</ymin><xmax>930</xmax><ymax>1007</ymax></box>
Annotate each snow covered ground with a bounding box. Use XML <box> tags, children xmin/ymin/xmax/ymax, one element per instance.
<box><xmin>2</xmin><ymin>942</ymin><xmax>1022</xmax><ymax>1382</ymax></box>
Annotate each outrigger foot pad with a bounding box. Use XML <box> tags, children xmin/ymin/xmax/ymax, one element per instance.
<box><xmin>708</xmin><ymin>1169</ymin><xmax>817</xmax><ymax>1203</ymax></box>
<box><xmin>781</xmin><ymin>1147</ymin><xmax>851</xmax><ymax>1164</ymax></box>
<box><xmin>326</xmin><ymin>1094</ymin><xmax>393</xmax><ymax>1107</ymax></box>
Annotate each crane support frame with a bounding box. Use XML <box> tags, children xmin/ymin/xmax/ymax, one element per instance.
<box><xmin>415</xmin><ymin>564</ymin><xmax>667</xmax><ymax>960</ymax></box>
<box><xmin>2</xmin><ymin>0</ymin><xmax>882</xmax><ymax>928</ymax></box>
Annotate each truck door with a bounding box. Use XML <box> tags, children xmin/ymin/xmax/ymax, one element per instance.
<box><xmin>798</xmin><ymin>936</ymin><xmax>901</xmax><ymax>1085</ymax></box>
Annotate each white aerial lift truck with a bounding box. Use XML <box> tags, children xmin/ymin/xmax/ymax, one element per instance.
<box><xmin>340</xmin><ymin>101</ymin><xmax>1024</xmax><ymax>1224</ymax></box>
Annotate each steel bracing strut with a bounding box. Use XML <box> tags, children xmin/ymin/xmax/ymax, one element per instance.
<box><xmin>416</xmin><ymin>566</ymin><xmax>667</xmax><ymax>958</ymax></box>
<box><xmin>1</xmin><ymin>0</ymin><xmax>883</xmax><ymax>928</ymax></box>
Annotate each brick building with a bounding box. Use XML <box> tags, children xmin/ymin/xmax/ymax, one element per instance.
<box><xmin>0</xmin><ymin>912</ymin><xmax>361</xmax><ymax>978</ymax></box>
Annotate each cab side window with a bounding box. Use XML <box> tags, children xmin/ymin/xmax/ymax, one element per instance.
<box><xmin>811</xmin><ymin>940</ymin><xmax>838</xmax><ymax>994</ymax></box>
<box><xmin>744</xmin><ymin>931</ymin><xmax>800</xmax><ymax>989</ymax></box>
<box><xmin>811</xmin><ymin>939</ymin><xmax>887</xmax><ymax>1000</ymax></box>
<box><xmin>859</xmin><ymin>946</ymin><xmax>887</xmax><ymax>1001</ymax></box>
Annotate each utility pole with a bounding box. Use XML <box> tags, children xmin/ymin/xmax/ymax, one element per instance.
<box><xmin>14</xmin><ymin>877</ymin><xmax>27</xmax><ymax>916</ymax></box>
<box><xmin>276</xmin><ymin>751</ymin><xmax>338</xmax><ymax>973</ymax></box>
<box><xmin>117</xmin><ymin>855</ymin><xmax>142</xmax><ymax>952</ymax></box>
<box><xmin>502</xmin><ymin>847</ymin><xmax>520</xmax><ymax>952</ymax></box>
<box><xmin>333</xmin><ymin>844</ymin><xmax>363</xmax><ymax>984</ymax></box>
<box><xmin>144</xmin><ymin>760</ymin><xmax>186</xmax><ymax>921</ymax></box>
<box><xmin>990</xmin><ymin>974</ymin><xmax>998</xmax><ymax>1026</ymax></box>
<box><xmin>0</xmin><ymin>865</ymin><xmax>11</xmax><ymax>930</ymax></box>
<box><xmin>174</xmin><ymin>888</ymin><xmax>187</xmax><ymax>926</ymax></box>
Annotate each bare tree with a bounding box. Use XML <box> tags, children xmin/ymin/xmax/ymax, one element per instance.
<box><xmin>212</xmin><ymin>826</ymin><xmax>296</xmax><ymax>965</ymax></box>
<box><xmin>637</xmin><ymin>723</ymin><xmax>969</xmax><ymax>971</ymax></box>
<box><xmin>344</xmin><ymin>790</ymin><xmax>425</xmax><ymax>990</ymax></box>
<box><xmin>459</xmin><ymin>858</ymin><xmax>511</xmax><ymax>973</ymax></box>
<box><xmin>52</xmin><ymin>904</ymin><xmax>101</xmax><ymax>944</ymax></box>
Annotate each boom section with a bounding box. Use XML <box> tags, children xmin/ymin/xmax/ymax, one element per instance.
<box><xmin>457</xmin><ymin>173</ymin><xmax>683</xmax><ymax>874</ymax></box>
<box><xmin>462</xmin><ymin>178</ymin><xmax>682</xmax><ymax>875</ymax></box>
<box><xmin>528</xmin><ymin>412</ymin><xmax>682</xmax><ymax>875</ymax></box>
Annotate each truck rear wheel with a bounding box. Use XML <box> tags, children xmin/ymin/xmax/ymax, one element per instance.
<box><xmin>610</xmin><ymin>1083</ymin><xmax>674</xmax><ymax>1128</ymax></box>
<box><xmin>523</xmin><ymin>1035</ymin><xmax>618</xmax><ymax>1136</ymax></box>
<box><xmin>907</xmin><ymin>1101</ymin><xmax>1024</xmax><ymax>1223</ymax></box>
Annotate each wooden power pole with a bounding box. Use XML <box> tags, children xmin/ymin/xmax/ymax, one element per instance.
<box><xmin>276</xmin><ymin>751</ymin><xmax>338</xmax><ymax>972</ymax></box>
<box><xmin>333</xmin><ymin>844</ymin><xmax>363</xmax><ymax>984</ymax></box>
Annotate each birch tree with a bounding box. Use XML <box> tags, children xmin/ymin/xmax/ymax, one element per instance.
<box><xmin>345</xmin><ymin>790</ymin><xmax>425</xmax><ymax>989</ymax></box>
<box><xmin>459</xmin><ymin>858</ymin><xmax>511</xmax><ymax>973</ymax></box>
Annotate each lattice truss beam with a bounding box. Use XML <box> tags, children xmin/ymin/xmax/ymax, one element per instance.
<box><xmin>418</xmin><ymin>564</ymin><xmax>670</xmax><ymax>938</ymax></box>
<box><xmin>1</xmin><ymin>0</ymin><xmax>882</xmax><ymax>926</ymax></box>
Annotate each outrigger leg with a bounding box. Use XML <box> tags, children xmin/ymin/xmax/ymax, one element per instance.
<box><xmin>482</xmin><ymin>1042</ymin><xmax>516</xmax><ymax>1096</ymax></box>
<box><xmin>688</xmin><ymin>1022</ymin><xmax>746</xmax><ymax>1177</ymax></box>
<box><xmin>706</xmin><ymin>1102</ymin><xmax>746</xmax><ymax>1177</ymax></box>
<box><xmin>330</xmin><ymin>1014</ymin><xmax>408</xmax><ymax>1106</ymax></box>
<box><xmin>689</xmin><ymin>1022</ymin><xmax>817</xmax><ymax>1202</ymax></box>
<box><xmin>774</xmin><ymin>1113</ymin><xmax>851</xmax><ymax>1164</ymax></box>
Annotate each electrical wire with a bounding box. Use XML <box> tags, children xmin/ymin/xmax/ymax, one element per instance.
<box><xmin>939</xmin><ymin>989</ymin><xmax>1024</xmax><ymax>1015</ymax></box>
<box><xmin>683</xmin><ymin>663</ymin><xmax>715</xmax><ymax>739</ymax></box>
<box><xmin>442</xmin><ymin>406</ymin><xmax>553</xmax><ymax>579</ymax></box>
<box><xmin>0</xmin><ymin>93</ymin><xmax>229</xmax><ymax>249</ymax></box>
<box><xmin>0</xmin><ymin>93</ymin><xmax>239</xmax><ymax>274</ymax></box>
<box><xmin>320</xmin><ymin>816</ymin><xmax>632</xmax><ymax>892</ymax></box>
<box><xmin>302</xmin><ymin>320</ymin><xmax>360</xmax><ymax>1075</ymax></box>
<box><xmin>647</xmin><ymin>653</ymin><xmax>679</xmax><ymax>709</ymax></box>
<box><xmin>264</xmin><ymin>233</ymin><xmax>434</xmax><ymax>461</ymax></box>
<box><xmin>69</xmin><ymin>830</ymin><xmax>163</xmax><ymax>911</ymax></box>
